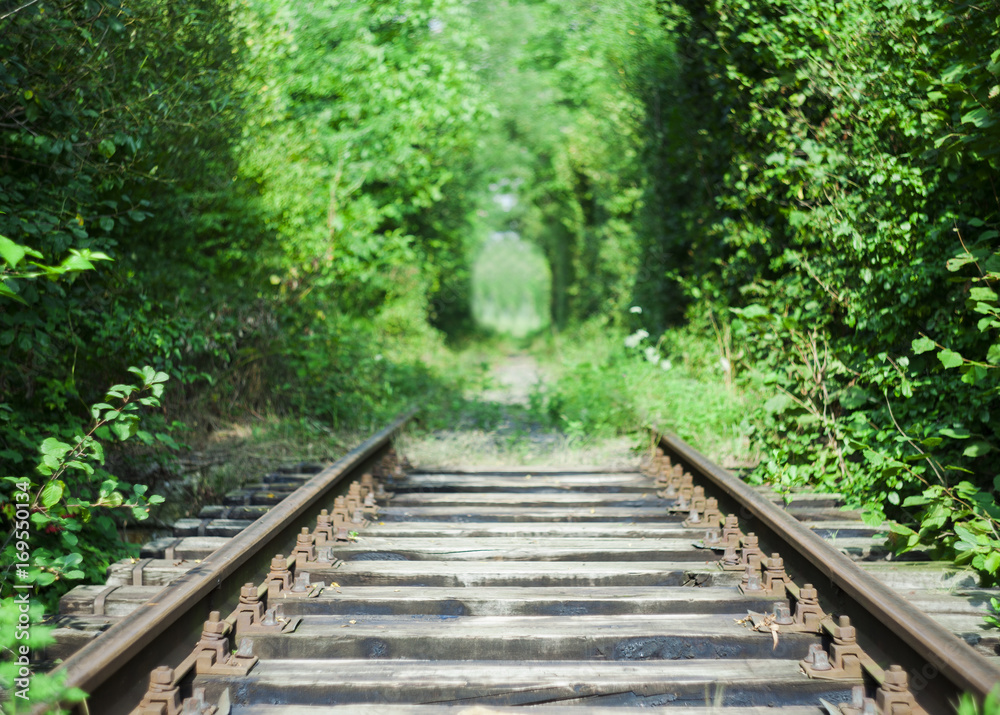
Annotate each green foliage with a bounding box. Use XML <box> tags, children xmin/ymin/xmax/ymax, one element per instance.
<box><xmin>539</xmin><ymin>313</ymin><xmax>763</xmax><ymax>464</ymax></box>
<box><xmin>465</xmin><ymin>0</ymin><xmax>657</xmax><ymax>328</ymax></box>
<box><xmin>637</xmin><ymin>0</ymin><xmax>1000</xmax><ymax>580</ymax></box>
<box><xmin>957</xmin><ymin>687</ymin><xmax>1000</xmax><ymax>715</ymax></box>
<box><xmin>986</xmin><ymin>597</ymin><xmax>1000</xmax><ymax>630</ymax></box>
<box><xmin>1</xmin><ymin>368</ymin><xmax>170</xmax><ymax>608</ymax></box>
<box><xmin>0</xmin><ymin>600</ymin><xmax>86</xmax><ymax>713</ymax></box>
<box><xmin>471</xmin><ymin>237</ymin><xmax>551</xmax><ymax>338</ymax></box>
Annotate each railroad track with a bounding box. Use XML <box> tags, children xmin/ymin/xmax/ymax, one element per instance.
<box><xmin>43</xmin><ymin>410</ymin><xmax>1000</xmax><ymax>714</ymax></box>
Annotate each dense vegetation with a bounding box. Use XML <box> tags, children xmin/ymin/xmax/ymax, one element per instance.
<box><xmin>2</xmin><ymin>0</ymin><xmax>999</xmax><ymax>706</ymax></box>
<box><xmin>637</xmin><ymin>0</ymin><xmax>1000</xmax><ymax>578</ymax></box>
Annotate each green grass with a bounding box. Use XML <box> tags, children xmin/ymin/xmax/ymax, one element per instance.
<box><xmin>531</xmin><ymin>319</ymin><xmax>767</xmax><ymax>467</ymax></box>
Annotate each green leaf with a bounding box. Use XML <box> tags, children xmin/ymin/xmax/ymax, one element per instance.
<box><xmin>41</xmin><ymin>482</ymin><xmax>63</xmax><ymax>507</ymax></box>
<box><xmin>911</xmin><ymin>337</ymin><xmax>936</xmax><ymax>354</ymax></box>
<box><xmin>961</xmin><ymin>108</ymin><xmax>995</xmax><ymax>128</ymax></box>
<box><xmin>983</xmin><ymin>551</ymin><xmax>1000</xmax><ymax>574</ymax></box>
<box><xmin>90</xmin><ymin>402</ymin><xmax>113</xmax><ymax>419</ymax></box>
<box><xmin>147</xmin><ymin>494</ymin><xmax>165</xmax><ymax>505</ymax></box>
<box><xmin>954</xmin><ymin>523</ymin><xmax>980</xmax><ymax>546</ymax></box>
<box><xmin>937</xmin><ymin>349</ymin><xmax>964</xmax><ymax>368</ymax></box>
<box><xmin>0</xmin><ymin>235</ymin><xmax>41</xmax><ymax>268</ymax></box>
<box><xmin>98</xmin><ymin>139</ymin><xmax>116</xmax><ymax>158</ymax></box>
<box><xmin>111</xmin><ymin>421</ymin><xmax>131</xmax><ymax>441</ymax></box>
<box><xmin>732</xmin><ymin>304</ymin><xmax>768</xmax><ymax>320</ymax></box>
<box><xmin>102</xmin><ymin>491</ymin><xmax>124</xmax><ymax>508</ymax></box>
<box><xmin>988</xmin><ymin>344</ymin><xmax>1000</xmax><ymax>365</ymax></box>
<box><xmin>940</xmin><ymin>427</ymin><xmax>971</xmax><ymax>439</ymax></box>
<box><xmin>0</xmin><ymin>281</ymin><xmax>26</xmax><ymax>304</ymax></box>
<box><xmin>763</xmin><ymin>394</ymin><xmax>791</xmax><ymax>413</ymax></box>
<box><xmin>969</xmin><ymin>287</ymin><xmax>998</xmax><ymax>303</ymax></box>
<box><xmin>963</xmin><ymin>440</ymin><xmax>993</xmax><ymax>458</ymax></box>
<box><xmin>839</xmin><ymin>385</ymin><xmax>871</xmax><ymax>409</ymax></box>
<box><xmin>946</xmin><ymin>254</ymin><xmax>978</xmax><ymax>272</ymax></box>
<box><xmin>39</xmin><ymin>437</ymin><xmax>72</xmax><ymax>459</ymax></box>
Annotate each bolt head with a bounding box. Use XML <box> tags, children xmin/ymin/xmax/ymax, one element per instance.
<box><xmin>150</xmin><ymin>666</ymin><xmax>174</xmax><ymax>685</ymax></box>
<box><xmin>884</xmin><ymin>664</ymin><xmax>909</xmax><ymax>687</ymax></box>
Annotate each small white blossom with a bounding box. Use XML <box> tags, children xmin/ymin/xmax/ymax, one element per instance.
<box><xmin>629</xmin><ymin>306</ymin><xmax>642</xmax><ymax>314</ymax></box>
<box><xmin>719</xmin><ymin>357</ymin><xmax>731</xmax><ymax>373</ymax></box>
<box><xmin>644</xmin><ymin>346</ymin><xmax>659</xmax><ymax>364</ymax></box>
<box><xmin>624</xmin><ymin>329</ymin><xmax>648</xmax><ymax>349</ymax></box>
<box><xmin>660</xmin><ymin>359</ymin><xmax>672</xmax><ymax>371</ymax></box>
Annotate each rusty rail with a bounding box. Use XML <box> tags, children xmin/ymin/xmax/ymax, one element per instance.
<box><xmin>657</xmin><ymin>430</ymin><xmax>1000</xmax><ymax>707</ymax></box>
<box><xmin>44</xmin><ymin>407</ymin><xmax>416</xmax><ymax>715</ymax></box>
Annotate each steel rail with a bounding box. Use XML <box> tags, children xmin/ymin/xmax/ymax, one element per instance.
<box><xmin>658</xmin><ymin>430</ymin><xmax>1000</xmax><ymax>701</ymax></box>
<box><xmin>45</xmin><ymin>407</ymin><xmax>416</xmax><ymax>715</ymax></box>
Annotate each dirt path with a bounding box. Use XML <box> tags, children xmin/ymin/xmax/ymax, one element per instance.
<box><xmin>478</xmin><ymin>353</ymin><xmax>544</xmax><ymax>406</ymax></box>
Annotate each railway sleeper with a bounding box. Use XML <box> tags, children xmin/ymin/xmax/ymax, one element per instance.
<box><xmin>192</xmin><ymin>658</ymin><xmax>861</xmax><ymax>709</ymax></box>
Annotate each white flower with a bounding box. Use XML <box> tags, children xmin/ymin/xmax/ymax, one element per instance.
<box><xmin>374</xmin><ymin>354</ymin><xmax>383</xmax><ymax>362</ymax></box>
<box><xmin>719</xmin><ymin>357</ymin><xmax>731</xmax><ymax>373</ymax></box>
<box><xmin>624</xmin><ymin>329</ymin><xmax>649</xmax><ymax>349</ymax></box>
<box><xmin>644</xmin><ymin>346</ymin><xmax>659</xmax><ymax>364</ymax></box>
<box><xmin>660</xmin><ymin>359</ymin><xmax>672</xmax><ymax>371</ymax></box>
<box><xmin>629</xmin><ymin>306</ymin><xmax>642</xmax><ymax>314</ymax></box>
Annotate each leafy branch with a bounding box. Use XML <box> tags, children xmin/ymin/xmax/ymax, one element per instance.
<box><xmin>0</xmin><ymin>367</ymin><xmax>169</xmax><ymax>589</ymax></box>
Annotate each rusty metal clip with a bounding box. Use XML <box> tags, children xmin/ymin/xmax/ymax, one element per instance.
<box><xmin>195</xmin><ymin>611</ymin><xmax>258</xmax><ymax>676</ymax></box>
<box><xmin>705</xmin><ymin>514</ymin><xmax>744</xmax><ymax>550</ymax></box>
<box><xmin>284</xmin><ymin>570</ymin><xmax>323</xmax><ymax>598</ymax></box>
<box><xmin>266</xmin><ymin>554</ymin><xmax>292</xmax><ymax>599</ymax></box>
<box><xmin>801</xmin><ymin>616</ymin><xmax>863</xmax><ymax>680</ymax></box>
<box><xmin>739</xmin><ymin>563</ymin><xmax>765</xmax><ymax>594</ymax></box>
<box><xmin>702</xmin><ymin>497</ymin><xmax>724</xmax><ymax>528</ymax></box>
<box><xmin>782</xmin><ymin>583</ymin><xmax>826</xmax><ymax>633</ymax></box>
<box><xmin>875</xmin><ymin>665</ymin><xmax>917</xmax><ymax>715</ymax></box>
<box><xmin>682</xmin><ymin>505</ymin><xmax>703</xmax><ymax>528</ymax></box>
<box><xmin>763</xmin><ymin>553</ymin><xmax>789</xmax><ymax>598</ymax></box>
<box><xmin>720</xmin><ymin>531</ymin><xmax>761</xmax><ymax>571</ymax></box>
<box><xmin>233</xmin><ymin>583</ymin><xmax>264</xmax><ymax>633</ymax></box>
<box><xmin>331</xmin><ymin>496</ymin><xmax>350</xmax><ymax>529</ymax></box>
<box><xmin>131</xmin><ymin>666</ymin><xmax>181</xmax><ymax>715</ymax></box>
<box><xmin>291</xmin><ymin>527</ymin><xmax>315</xmax><ymax>564</ymax></box>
